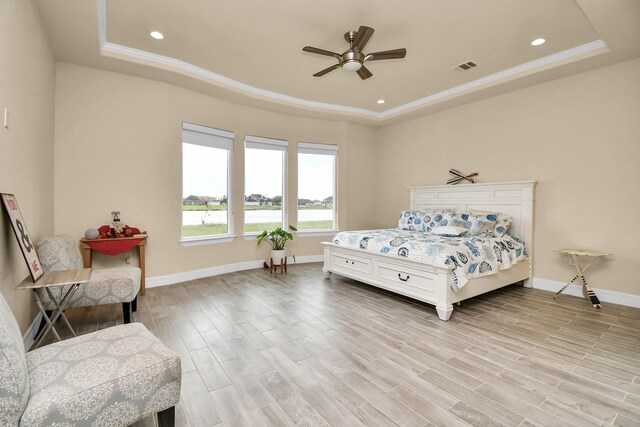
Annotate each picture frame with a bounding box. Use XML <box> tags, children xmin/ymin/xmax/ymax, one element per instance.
<box><xmin>1</xmin><ymin>193</ymin><xmax>44</xmax><ymax>282</ymax></box>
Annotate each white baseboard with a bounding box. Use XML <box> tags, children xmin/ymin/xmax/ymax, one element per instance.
<box><xmin>23</xmin><ymin>312</ymin><xmax>43</xmax><ymax>350</ymax></box>
<box><xmin>146</xmin><ymin>255</ymin><xmax>324</xmax><ymax>288</ymax></box>
<box><xmin>533</xmin><ymin>277</ymin><xmax>640</xmax><ymax>308</ymax></box>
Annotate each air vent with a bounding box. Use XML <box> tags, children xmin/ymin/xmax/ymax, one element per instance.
<box><xmin>451</xmin><ymin>61</ymin><xmax>478</xmax><ymax>72</ymax></box>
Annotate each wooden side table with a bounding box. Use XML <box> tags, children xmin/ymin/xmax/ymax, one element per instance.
<box><xmin>80</xmin><ymin>236</ymin><xmax>148</xmax><ymax>295</ymax></box>
<box><xmin>554</xmin><ymin>248</ymin><xmax>611</xmax><ymax>309</ymax></box>
<box><xmin>17</xmin><ymin>268</ymin><xmax>91</xmax><ymax>349</ymax></box>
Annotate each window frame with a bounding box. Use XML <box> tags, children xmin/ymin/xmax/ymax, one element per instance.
<box><xmin>180</xmin><ymin>122</ymin><xmax>234</xmax><ymax>244</ymax></box>
<box><xmin>296</xmin><ymin>142</ymin><xmax>338</xmax><ymax>233</ymax></box>
<box><xmin>243</xmin><ymin>135</ymin><xmax>288</xmax><ymax>236</ymax></box>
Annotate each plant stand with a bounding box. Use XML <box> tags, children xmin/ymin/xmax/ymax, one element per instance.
<box><xmin>270</xmin><ymin>257</ymin><xmax>287</xmax><ymax>274</ymax></box>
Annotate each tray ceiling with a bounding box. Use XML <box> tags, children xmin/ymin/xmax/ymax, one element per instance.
<box><xmin>34</xmin><ymin>0</ymin><xmax>640</xmax><ymax>125</ymax></box>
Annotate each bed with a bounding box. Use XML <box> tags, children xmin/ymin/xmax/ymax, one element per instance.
<box><xmin>322</xmin><ymin>181</ymin><xmax>536</xmax><ymax>321</ymax></box>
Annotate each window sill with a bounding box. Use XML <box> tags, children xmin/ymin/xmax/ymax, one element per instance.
<box><xmin>242</xmin><ymin>233</ymin><xmax>260</xmax><ymax>241</ymax></box>
<box><xmin>180</xmin><ymin>235</ymin><xmax>237</xmax><ymax>246</ymax></box>
<box><xmin>296</xmin><ymin>230</ymin><xmax>339</xmax><ymax>238</ymax></box>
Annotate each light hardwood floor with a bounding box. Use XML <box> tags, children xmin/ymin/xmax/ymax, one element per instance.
<box><xmin>52</xmin><ymin>263</ymin><xmax>640</xmax><ymax>427</ymax></box>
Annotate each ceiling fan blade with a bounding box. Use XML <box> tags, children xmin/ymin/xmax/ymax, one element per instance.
<box><xmin>313</xmin><ymin>63</ymin><xmax>340</xmax><ymax>77</ymax></box>
<box><xmin>303</xmin><ymin>46</ymin><xmax>341</xmax><ymax>60</ymax></box>
<box><xmin>357</xmin><ymin>65</ymin><xmax>372</xmax><ymax>80</ymax></box>
<box><xmin>366</xmin><ymin>48</ymin><xmax>407</xmax><ymax>61</ymax></box>
<box><xmin>353</xmin><ymin>26</ymin><xmax>374</xmax><ymax>51</ymax></box>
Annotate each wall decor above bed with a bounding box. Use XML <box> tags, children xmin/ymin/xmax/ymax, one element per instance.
<box><xmin>322</xmin><ymin>181</ymin><xmax>536</xmax><ymax>321</ymax></box>
<box><xmin>447</xmin><ymin>168</ymin><xmax>478</xmax><ymax>185</ymax></box>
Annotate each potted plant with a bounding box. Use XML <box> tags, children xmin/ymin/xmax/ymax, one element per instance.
<box><xmin>257</xmin><ymin>225</ymin><xmax>297</xmax><ymax>264</ymax></box>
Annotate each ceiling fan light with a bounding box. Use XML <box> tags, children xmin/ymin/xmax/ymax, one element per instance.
<box><xmin>342</xmin><ymin>60</ymin><xmax>362</xmax><ymax>72</ymax></box>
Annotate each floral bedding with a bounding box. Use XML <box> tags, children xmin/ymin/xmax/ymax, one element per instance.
<box><xmin>331</xmin><ymin>229</ymin><xmax>527</xmax><ymax>291</ymax></box>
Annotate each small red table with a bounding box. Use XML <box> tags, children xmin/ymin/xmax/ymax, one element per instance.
<box><xmin>80</xmin><ymin>236</ymin><xmax>148</xmax><ymax>295</ymax></box>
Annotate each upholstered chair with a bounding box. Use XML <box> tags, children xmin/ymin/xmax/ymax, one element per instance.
<box><xmin>35</xmin><ymin>235</ymin><xmax>140</xmax><ymax>323</ymax></box>
<box><xmin>0</xmin><ymin>292</ymin><xmax>181</xmax><ymax>426</ymax></box>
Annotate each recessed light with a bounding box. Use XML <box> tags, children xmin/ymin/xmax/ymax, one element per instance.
<box><xmin>531</xmin><ymin>38</ymin><xmax>546</xmax><ymax>46</ymax></box>
<box><xmin>150</xmin><ymin>31</ymin><xmax>164</xmax><ymax>40</ymax></box>
<box><xmin>377</xmin><ymin>99</ymin><xmax>385</xmax><ymax>104</ymax></box>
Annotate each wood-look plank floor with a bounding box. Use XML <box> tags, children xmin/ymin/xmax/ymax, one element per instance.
<box><xmin>48</xmin><ymin>263</ymin><xmax>640</xmax><ymax>427</ymax></box>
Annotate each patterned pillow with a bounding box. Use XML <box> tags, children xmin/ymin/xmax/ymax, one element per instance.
<box><xmin>468</xmin><ymin>209</ymin><xmax>513</xmax><ymax>236</ymax></box>
<box><xmin>422</xmin><ymin>211</ymin><xmax>451</xmax><ymax>232</ymax></box>
<box><xmin>466</xmin><ymin>215</ymin><xmax>497</xmax><ymax>236</ymax></box>
<box><xmin>398</xmin><ymin>211</ymin><xmax>421</xmax><ymax>231</ymax></box>
<box><xmin>398</xmin><ymin>210</ymin><xmax>450</xmax><ymax>232</ymax></box>
<box><xmin>442</xmin><ymin>212</ymin><xmax>496</xmax><ymax>236</ymax></box>
<box><xmin>441</xmin><ymin>212</ymin><xmax>469</xmax><ymax>229</ymax></box>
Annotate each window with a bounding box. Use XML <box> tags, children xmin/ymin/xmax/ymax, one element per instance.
<box><xmin>297</xmin><ymin>142</ymin><xmax>337</xmax><ymax>231</ymax></box>
<box><xmin>181</xmin><ymin>122</ymin><xmax>233</xmax><ymax>240</ymax></box>
<box><xmin>244</xmin><ymin>136</ymin><xmax>287</xmax><ymax>233</ymax></box>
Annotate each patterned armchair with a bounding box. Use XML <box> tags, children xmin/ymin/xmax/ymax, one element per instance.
<box><xmin>0</xmin><ymin>292</ymin><xmax>181</xmax><ymax>426</ymax></box>
<box><xmin>35</xmin><ymin>235</ymin><xmax>140</xmax><ymax>323</ymax></box>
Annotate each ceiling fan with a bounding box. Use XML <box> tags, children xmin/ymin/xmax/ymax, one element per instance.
<box><xmin>303</xmin><ymin>26</ymin><xmax>407</xmax><ymax>80</ymax></box>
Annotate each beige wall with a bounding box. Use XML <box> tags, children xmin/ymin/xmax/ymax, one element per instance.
<box><xmin>345</xmin><ymin>123</ymin><xmax>379</xmax><ymax>230</ymax></box>
<box><xmin>0</xmin><ymin>0</ymin><xmax>56</xmax><ymax>331</ymax></box>
<box><xmin>53</xmin><ymin>63</ymin><xmax>378</xmax><ymax>278</ymax></box>
<box><xmin>377</xmin><ymin>58</ymin><xmax>640</xmax><ymax>295</ymax></box>
<box><xmin>54</xmin><ymin>58</ymin><xmax>640</xmax><ymax>296</ymax></box>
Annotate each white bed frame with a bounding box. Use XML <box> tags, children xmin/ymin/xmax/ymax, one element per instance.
<box><xmin>322</xmin><ymin>181</ymin><xmax>537</xmax><ymax>321</ymax></box>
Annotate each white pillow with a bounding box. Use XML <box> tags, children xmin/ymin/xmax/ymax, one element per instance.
<box><xmin>431</xmin><ymin>226</ymin><xmax>469</xmax><ymax>237</ymax></box>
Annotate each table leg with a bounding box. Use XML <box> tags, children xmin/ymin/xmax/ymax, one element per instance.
<box><xmin>81</xmin><ymin>243</ymin><xmax>92</xmax><ymax>268</ymax></box>
<box><xmin>139</xmin><ymin>243</ymin><xmax>146</xmax><ymax>295</ymax></box>
<box><xmin>270</xmin><ymin>258</ymin><xmax>274</xmax><ymax>274</ymax></box>
<box><xmin>554</xmin><ymin>274</ymin><xmax>579</xmax><ymax>299</ymax></box>
<box><xmin>581</xmin><ymin>276</ymin><xmax>602</xmax><ymax>309</ymax></box>
<box><xmin>45</xmin><ymin>285</ymin><xmax>80</xmax><ymax>337</ymax></box>
<box><xmin>570</xmin><ymin>254</ymin><xmax>603</xmax><ymax>309</ymax></box>
<box><xmin>32</xmin><ymin>291</ymin><xmax>60</xmax><ymax>349</ymax></box>
<box><xmin>33</xmin><ymin>283</ymin><xmax>80</xmax><ymax>349</ymax></box>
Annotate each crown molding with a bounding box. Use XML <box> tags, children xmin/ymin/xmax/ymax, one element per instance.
<box><xmin>96</xmin><ymin>0</ymin><xmax>608</xmax><ymax>122</ymax></box>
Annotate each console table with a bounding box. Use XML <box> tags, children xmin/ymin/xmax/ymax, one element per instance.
<box><xmin>80</xmin><ymin>235</ymin><xmax>148</xmax><ymax>295</ymax></box>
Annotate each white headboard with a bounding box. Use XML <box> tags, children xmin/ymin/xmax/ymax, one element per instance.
<box><xmin>409</xmin><ymin>181</ymin><xmax>537</xmax><ymax>271</ymax></box>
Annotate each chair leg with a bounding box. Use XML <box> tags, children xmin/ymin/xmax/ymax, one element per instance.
<box><xmin>131</xmin><ymin>296</ymin><xmax>138</xmax><ymax>312</ymax></box>
<box><xmin>157</xmin><ymin>406</ymin><xmax>175</xmax><ymax>427</ymax></box>
<box><xmin>122</xmin><ymin>302</ymin><xmax>131</xmax><ymax>324</ymax></box>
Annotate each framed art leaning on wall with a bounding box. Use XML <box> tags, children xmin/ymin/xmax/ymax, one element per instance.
<box><xmin>1</xmin><ymin>193</ymin><xmax>44</xmax><ymax>281</ymax></box>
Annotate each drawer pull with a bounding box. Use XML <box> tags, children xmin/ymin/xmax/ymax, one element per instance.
<box><xmin>398</xmin><ymin>273</ymin><xmax>410</xmax><ymax>282</ymax></box>
<box><xmin>345</xmin><ymin>260</ymin><xmax>348</xmax><ymax>263</ymax></box>
<box><xmin>351</xmin><ymin>261</ymin><xmax>355</xmax><ymax>265</ymax></box>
